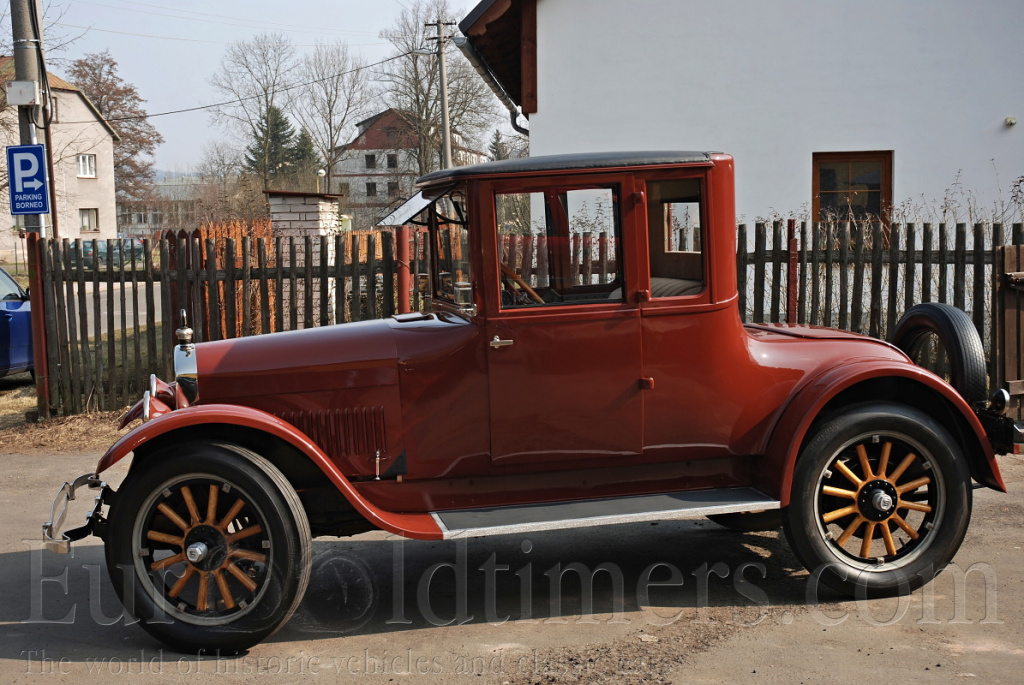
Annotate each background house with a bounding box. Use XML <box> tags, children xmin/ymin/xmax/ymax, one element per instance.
<box><xmin>0</xmin><ymin>57</ymin><xmax>118</xmax><ymax>259</ymax></box>
<box><xmin>117</xmin><ymin>173</ymin><xmax>200</xmax><ymax>237</ymax></box>
<box><xmin>333</xmin><ymin>109</ymin><xmax>421</xmax><ymax>231</ymax></box>
<box><xmin>333</xmin><ymin>108</ymin><xmax>486</xmax><ymax>230</ymax></box>
<box><xmin>459</xmin><ymin>0</ymin><xmax>1024</xmax><ymax>223</ymax></box>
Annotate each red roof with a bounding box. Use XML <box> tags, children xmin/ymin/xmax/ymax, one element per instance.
<box><xmin>0</xmin><ymin>55</ymin><xmax>120</xmax><ymax>140</ymax></box>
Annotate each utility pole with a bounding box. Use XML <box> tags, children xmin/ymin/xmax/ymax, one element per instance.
<box><xmin>426</xmin><ymin>19</ymin><xmax>456</xmax><ymax>170</ymax></box>
<box><xmin>9</xmin><ymin>0</ymin><xmax>51</xmax><ymax>419</ymax></box>
<box><xmin>10</xmin><ymin>0</ymin><xmax>45</xmax><ymax>236</ymax></box>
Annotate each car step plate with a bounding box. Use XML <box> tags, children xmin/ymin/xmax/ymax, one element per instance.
<box><xmin>432</xmin><ymin>487</ymin><xmax>780</xmax><ymax>539</ymax></box>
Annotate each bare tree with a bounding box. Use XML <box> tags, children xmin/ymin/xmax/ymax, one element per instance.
<box><xmin>0</xmin><ymin>2</ymin><xmax>84</xmax><ymax>64</ymax></box>
<box><xmin>192</xmin><ymin>141</ymin><xmax>267</xmax><ymax>224</ymax></box>
<box><xmin>376</xmin><ymin>0</ymin><xmax>497</xmax><ymax>175</ymax></box>
<box><xmin>209</xmin><ymin>33</ymin><xmax>297</xmax><ymax>190</ymax></box>
<box><xmin>291</xmin><ymin>41</ymin><xmax>370</xmax><ymax>194</ymax></box>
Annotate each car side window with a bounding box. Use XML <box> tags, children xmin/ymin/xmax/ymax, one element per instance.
<box><xmin>646</xmin><ymin>179</ymin><xmax>705</xmax><ymax>298</ymax></box>
<box><xmin>0</xmin><ymin>269</ymin><xmax>24</xmax><ymax>301</ymax></box>
<box><xmin>494</xmin><ymin>186</ymin><xmax>623</xmax><ymax>308</ymax></box>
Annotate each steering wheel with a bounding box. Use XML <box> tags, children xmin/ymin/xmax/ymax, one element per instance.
<box><xmin>499</xmin><ymin>263</ymin><xmax>544</xmax><ymax>305</ymax></box>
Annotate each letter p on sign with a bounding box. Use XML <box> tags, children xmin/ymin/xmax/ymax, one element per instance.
<box><xmin>12</xmin><ymin>152</ymin><xmax>39</xmax><ymax>192</ymax></box>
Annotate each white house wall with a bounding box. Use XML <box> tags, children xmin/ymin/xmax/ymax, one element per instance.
<box><xmin>531</xmin><ymin>0</ymin><xmax>1024</xmax><ymax>221</ymax></box>
<box><xmin>49</xmin><ymin>91</ymin><xmax>117</xmax><ymax>241</ymax></box>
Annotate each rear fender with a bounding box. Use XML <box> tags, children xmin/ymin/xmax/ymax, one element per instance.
<box><xmin>98</xmin><ymin>404</ymin><xmax>443</xmax><ymax>540</ymax></box>
<box><xmin>760</xmin><ymin>361</ymin><xmax>1005</xmax><ymax>506</ymax></box>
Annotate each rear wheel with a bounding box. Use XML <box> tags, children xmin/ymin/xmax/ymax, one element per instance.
<box><xmin>782</xmin><ymin>403</ymin><xmax>971</xmax><ymax>597</ymax></box>
<box><xmin>105</xmin><ymin>442</ymin><xmax>312</xmax><ymax>653</ymax></box>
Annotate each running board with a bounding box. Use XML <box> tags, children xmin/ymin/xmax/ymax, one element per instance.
<box><xmin>431</xmin><ymin>487</ymin><xmax>780</xmax><ymax>539</ymax></box>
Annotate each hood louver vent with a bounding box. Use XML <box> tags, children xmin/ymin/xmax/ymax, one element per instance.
<box><xmin>281</xmin><ymin>407</ymin><xmax>387</xmax><ymax>460</ymax></box>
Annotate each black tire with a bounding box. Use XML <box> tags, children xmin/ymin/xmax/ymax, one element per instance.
<box><xmin>891</xmin><ymin>302</ymin><xmax>987</xmax><ymax>404</ymax></box>
<box><xmin>707</xmin><ymin>510</ymin><xmax>782</xmax><ymax>532</ymax></box>
<box><xmin>782</xmin><ymin>402</ymin><xmax>972</xmax><ymax>597</ymax></box>
<box><xmin>105</xmin><ymin>441</ymin><xmax>312</xmax><ymax>653</ymax></box>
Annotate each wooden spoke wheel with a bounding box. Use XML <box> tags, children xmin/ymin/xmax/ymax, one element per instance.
<box><xmin>815</xmin><ymin>435</ymin><xmax>939</xmax><ymax>562</ymax></box>
<box><xmin>106</xmin><ymin>442</ymin><xmax>311</xmax><ymax>653</ymax></box>
<box><xmin>783</xmin><ymin>403</ymin><xmax>971</xmax><ymax>597</ymax></box>
<box><xmin>138</xmin><ymin>477</ymin><xmax>271</xmax><ymax>621</ymax></box>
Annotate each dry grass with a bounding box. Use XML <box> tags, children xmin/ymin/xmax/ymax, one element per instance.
<box><xmin>0</xmin><ymin>373</ymin><xmax>126</xmax><ymax>454</ymax></box>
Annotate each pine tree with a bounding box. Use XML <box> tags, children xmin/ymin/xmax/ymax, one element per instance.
<box><xmin>292</xmin><ymin>127</ymin><xmax>321</xmax><ymax>172</ymax></box>
<box><xmin>244</xmin><ymin>105</ymin><xmax>297</xmax><ymax>188</ymax></box>
<box><xmin>488</xmin><ymin>130</ymin><xmax>507</xmax><ymax>161</ymax></box>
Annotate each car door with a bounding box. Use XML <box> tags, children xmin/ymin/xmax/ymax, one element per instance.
<box><xmin>0</xmin><ymin>269</ymin><xmax>32</xmax><ymax>373</ymax></box>
<box><xmin>484</xmin><ymin>181</ymin><xmax>644</xmax><ymax>467</ymax></box>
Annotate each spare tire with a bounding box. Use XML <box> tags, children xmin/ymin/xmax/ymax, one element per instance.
<box><xmin>891</xmin><ymin>303</ymin><xmax>987</xmax><ymax>404</ymax></box>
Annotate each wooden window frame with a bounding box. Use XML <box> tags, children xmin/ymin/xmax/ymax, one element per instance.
<box><xmin>812</xmin><ymin>150</ymin><xmax>893</xmax><ymax>224</ymax></box>
<box><xmin>77</xmin><ymin>153</ymin><xmax>96</xmax><ymax>178</ymax></box>
<box><xmin>79</xmin><ymin>208</ymin><xmax>99</xmax><ymax>232</ymax></box>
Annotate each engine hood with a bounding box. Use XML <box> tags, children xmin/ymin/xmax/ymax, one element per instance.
<box><xmin>194</xmin><ymin>319</ymin><xmax>399</xmax><ymax>402</ymax></box>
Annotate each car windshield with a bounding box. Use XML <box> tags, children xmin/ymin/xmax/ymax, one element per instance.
<box><xmin>425</xmin><ymin>188</ymin><xmax>469</xmax><ymax>304</ymax></box>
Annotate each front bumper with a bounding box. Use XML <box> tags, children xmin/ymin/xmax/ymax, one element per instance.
<box><xmin>42</xmin><ymin>473</ymin><xmax>112</xmax><ymax>553</ymax></box>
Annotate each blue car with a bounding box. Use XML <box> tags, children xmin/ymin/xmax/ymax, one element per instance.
<box><xmin>0</xmin><ymin>266</ymin><xmax>32</xmax><ymax>377</ymax></box>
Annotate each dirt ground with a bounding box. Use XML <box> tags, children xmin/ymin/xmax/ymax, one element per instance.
<box><xmin>0</xmin><ymin>378</ymin><xmax>1020</xmax><ymax>684</ymax></box>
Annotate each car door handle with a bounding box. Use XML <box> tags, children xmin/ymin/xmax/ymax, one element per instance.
<box><xmin>489</xmin><ymin>336</ymin><xmax>514</xmax><ymax>348</ymax></box>
<box><xmin>2</xmin><ymin>313</ymin><xmax>11</xmax><ymax>320</ymax></box>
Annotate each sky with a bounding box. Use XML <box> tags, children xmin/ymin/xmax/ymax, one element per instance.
<box><xmin>41</xmin><ymin>0</ymin><xmax>475</xmax><ymax>172</ymax></box>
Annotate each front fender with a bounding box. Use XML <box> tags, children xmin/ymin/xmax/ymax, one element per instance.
<box><xmin>98</xmin><ymin>404</ymin><xmax>443</xmax><ymax>540</ymax></box>
<box><xmin>759</xmin><ymin>361</ymin><xmax>1005</xmax><ymax>506</ymax></box>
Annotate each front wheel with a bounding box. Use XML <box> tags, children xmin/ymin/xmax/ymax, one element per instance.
<box><xmin>782</xmin><ymin>403</ymin><xmax>971</xmax><ymax>597</ymax></box>
<box><xmin>105</xmin><ymin>442</ymin><xmax>312</xmax><ymax>653</ymax></box>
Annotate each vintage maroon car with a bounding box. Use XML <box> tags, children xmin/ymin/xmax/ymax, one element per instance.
<box><xmin>44</xmin><ymin>152</ymin><xmax>1010</xmax><ymax>652</ymax></box>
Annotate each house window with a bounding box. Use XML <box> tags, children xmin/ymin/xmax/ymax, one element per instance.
<box><xmin>77</xmin><ymin>154</ymin><xmax>97</xmax><ymax>178</ymax></box>
<box><xmin>49</xmin><ymin>96</ymin><xmax>58</xmax><ymax>123</ymax></box>
<box><xmin>387</xmin><ymin>181</ymin><xmax>399</xmax><ymax>197</ymax></box>
<box><xmin>366</xmin><ymin>182</ymin><xmax>377</xmax><ymax>198</ymax></box>
<box><xmin>813</xmin><ymin>151</ymin><xmax>893</xmax><ymax>222</ymax></box>
<box><xmin>365</xmin><ymin>154</ymin><xmax>376</xmax><ymax>169</ymax></box>
<box><xmin>387</xmin><ymin>153</ymin><xmax>398</xmax><ymax>169</ymax></box>
<box><xmin>80</xmin><ymin>208</ymin><xmax>99</xmax><ymax>232</ymax></box>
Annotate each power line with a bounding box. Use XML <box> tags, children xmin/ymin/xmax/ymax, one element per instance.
<box><xmin>74</xmin><ymin>0</ymin><xmax>386</xmax><ymax>39</ymax></box>
<box><xmin>52</xmin><ymin>21</ymin><xmax>390</xmax><ymax>47</ymax></box>
<box><xmin>62</xmin><ymin>51</ymin><xmax>413</xmax><ymax>124</ymax></box>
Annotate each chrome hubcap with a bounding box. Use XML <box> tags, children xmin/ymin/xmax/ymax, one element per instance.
<box><xmin>871</xmin><ymin>490</ymin><xmax>893</xmax><ymax>512</ymax></box>
<box><xmin>186</xmin><ymin>541</ymin><xmax>209</xmax><ymax>564</ymax></box>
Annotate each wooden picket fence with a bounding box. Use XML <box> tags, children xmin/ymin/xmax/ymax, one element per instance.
<box><xmin>32</xmin><ymin>219</ymin><xmax>1024</xmax><ymax>416</ymax></box>
<box><xmin>36</xmin><ymin>229</ymin><xmax>411</xmax><ymax>414</ymax></box>
<box><xmin>738</xmin><ymin>220</ymin><xmax>1023</xmax><ymax>358</ymax></box>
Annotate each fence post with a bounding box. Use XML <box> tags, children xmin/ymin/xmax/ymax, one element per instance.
<box><xmin>786</xmin><ymin>219</ymin><xmax>798</xmax><ymax>323</ymax></box>
<box><xmin>992</xmin><ymin>223</ymin><xmax>1004</xmax><ymax>391</ymax></box>
<box><xmin>771</xmin><ymin>220</ymin><xmax>783</xmax><ymax>323</ymax></box>
<box><xmin>736</xmin><ymin>223</ymin><xmax>747</xmax><ymax>321</ymax></box>
<box><xmin>753</xmin><ymin>222</ymin><xmax>766</xmax><ymax>323</ymax></box>
<box><xmin>27</xmin><ymin>234</ymin><xmax>51</xmax><ymax>419</ymax></box>
<box><xmin>397</xmin><ymin>226</ymin><xmax>411</xmax><ymax>314</ymax></box>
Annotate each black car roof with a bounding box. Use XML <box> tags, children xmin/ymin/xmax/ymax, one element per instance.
<box><xmin>416</xmin><ymin>151</ymin><xmax>714</xmax><ymax>188</ymax></box>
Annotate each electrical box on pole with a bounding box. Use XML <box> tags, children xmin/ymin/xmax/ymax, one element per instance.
<box><xmin>5</xmin><ymin>80</ymin><xmax>40</xmax><ymax>105</ymax></box>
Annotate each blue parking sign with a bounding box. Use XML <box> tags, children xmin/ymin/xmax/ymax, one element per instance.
<box><xmin>6</xmin><ymin>144</ymin><xmax>50</xmax><ymax>215</ymax></box>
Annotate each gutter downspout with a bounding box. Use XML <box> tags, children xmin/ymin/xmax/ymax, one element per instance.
<box><xmin>454</xmin><ymin>36</ymin><xmax>529</xmax><ymax>137</ymax></box>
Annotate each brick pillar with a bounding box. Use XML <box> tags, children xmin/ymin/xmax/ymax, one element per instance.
<box><xmin>265</xmin><ymin>191</ymin><xmax>351</xmax><ymax>327</ymax></box>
